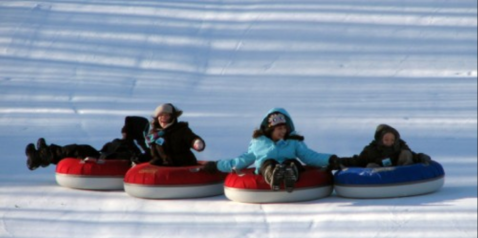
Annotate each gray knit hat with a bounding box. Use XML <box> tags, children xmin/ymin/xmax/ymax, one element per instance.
<box><xmin>153</xmin><ymin>103</ymin><xmax>183</xmax><ymax>118</ymax></box>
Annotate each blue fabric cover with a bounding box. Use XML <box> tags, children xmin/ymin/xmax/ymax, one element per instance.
<box><xmin>334</xmin><ymin>161</ymin><xmax>445</xmax><ymax>186</ymax></box>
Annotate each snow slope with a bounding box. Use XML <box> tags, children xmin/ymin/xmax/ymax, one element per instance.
<box><xmin>0</xmin><ymin>0</ymin><xmax>477</xmax><ymax>237</ymax></box>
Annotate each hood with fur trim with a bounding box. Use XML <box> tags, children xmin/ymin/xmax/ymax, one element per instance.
<box><xmin>374</xmin><ymin>124</ymin><xmax>401</xmax><ymax>146</ymax></box>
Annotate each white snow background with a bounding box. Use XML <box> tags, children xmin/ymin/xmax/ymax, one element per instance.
<box><xmin>0</xmin><ymin>0</ymin><xmax>477</xmax><ymax>237</ymax></box>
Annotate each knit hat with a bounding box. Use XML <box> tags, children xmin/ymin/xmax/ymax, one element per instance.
<box><xmin>268</xmin><ymin>113</ymin><xmax>287</xmax><ymax>128</ymax></box>
<box><xmin>153</xmin><ymin>103</ymin><xmax>183</xmax><ymax>118</ymax></box>
<box><xmin>260</xmin><ymin>108</ymin><xmax>296</xmax><ymax>134</ymax></box>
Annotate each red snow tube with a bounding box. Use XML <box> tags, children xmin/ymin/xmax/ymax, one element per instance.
<box><xmin>55</xmin><ymin>158</ymin><xmax>131</xmax><ymax>190</ymax></box>
<box><xmin>225</xmin><ymin>166</ymin><xmax>334</xmax><ymax>203</ymax></box>
<box><xmin>124</xmin><ymin>161</ymin><xmax>227</xmax><ymax>199</ymax></box>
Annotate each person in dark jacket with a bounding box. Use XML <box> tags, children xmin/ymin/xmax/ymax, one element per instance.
<box><xmin>24</xmin><ymin>116</ymin><xmax>150</xmax><ymax>170</ymax></box>
<box><xmin>328</xmin><ymin>124</ymin><xmax>432</xmax><ymax>170</ymax></box>
<box><xmin>145</xmin><ymin>103</ymin><xmax>205</xmax><ymax>166</ymax></box>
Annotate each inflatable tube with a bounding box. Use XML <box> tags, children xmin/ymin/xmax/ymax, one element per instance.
<box><xmin>124</xmin><ymin>162</ymin><xmax>227</xmax><ymax>199</ymax></box>
<box><xmin>224</xmin><ymin>167</ymin><xmax>334</xmax><ymax>204</ymax></box>
<box><xmin>334</xmin><ymin>161</ymin><xmax>445</xmax><ymax>198</ymax></box>
<box><xmin>56</xmin><ymin>158</ymin><xmax>131</xmax><ymax>190</ymax></box>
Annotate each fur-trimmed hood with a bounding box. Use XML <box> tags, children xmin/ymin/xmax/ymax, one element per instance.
<box><xmin>374</xmin><ymin>124</ymin><xmax>401</xmax><ymax>144</ymax></box>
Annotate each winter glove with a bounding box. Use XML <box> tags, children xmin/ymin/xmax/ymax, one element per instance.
<box><xmin>417</xmin><ymin>153</ymin><xmax>432</xmax><ymax>165</ymax></box>
<box><xmin>203</xmin><ymin>161</ymin><xmax>219</xmax><ymax>174</ymax></box>
<box><xmin>192</xmin><ymin>139</ymin><xmax>205</xmax><ymax>151</ymax></box>
<box><xmin>327</xmin><ymin>155</ymin><xmax>343</xmax><ymax>171</ymax></box>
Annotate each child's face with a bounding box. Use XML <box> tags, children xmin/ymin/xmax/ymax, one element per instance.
<box><xmin>157</xmin><ymin>113</ymin><xmax>172</xmax><ymax>128</ymax></box>
<box><xmin>382</xmin><ymin>132</ymin><xmax>396</xmax><ymax>147</ymax></box>
<box><xmin>271</xmin><ymin>125</ymin><xmax>288</xmax><ymax>141</ymax></box>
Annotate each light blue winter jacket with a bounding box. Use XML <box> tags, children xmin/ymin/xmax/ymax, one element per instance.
<box><xmin>216</xmin><ymin>108</ymin><xmax>332</xmax><ymax>174</ymax></box>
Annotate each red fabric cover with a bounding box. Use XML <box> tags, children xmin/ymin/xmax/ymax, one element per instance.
<box><xmin>124</xmin><ymin>161</ymin><xmax>227</xmax><ymax>186</ymax></box>
<box><xmin>56</xmin><ymin>158</ymin><xmax>131</xmax><ymax>176</ymax></box>
<box><xmin>225</xmin><ymin>166</ymin><xmax>333</xmax><ymax>190</ymax></box>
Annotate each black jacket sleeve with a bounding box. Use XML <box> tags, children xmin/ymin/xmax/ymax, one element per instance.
<box><xmin>181</xmin><ymin>126</ymin><xmax>206</xmax><ymax>152</ymax></box>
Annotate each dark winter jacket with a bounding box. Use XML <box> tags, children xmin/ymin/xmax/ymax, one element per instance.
<box><xmin>99</xmin><ymin>138</ymin><xmax>143</xmax><ymax>160</ymax></box>
<box><xmin>339</xmin><ymin>124</ymin><xmax>421</xmax><ymax>167</ymax></box>
<box><xmin>146</xmin><ymin>121</ymin><xmax>205</xmax><ymax>166</ymax></box>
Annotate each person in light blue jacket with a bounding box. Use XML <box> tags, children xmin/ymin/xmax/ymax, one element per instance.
<box><xmin>203</xmin><ymin>108</ymin><xmax>334</xmax><ymax>193</ymax></box>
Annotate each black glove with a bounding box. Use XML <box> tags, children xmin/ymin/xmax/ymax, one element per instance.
<box><xmin>327</xmin><ymin>155</ymin><xmax>343</xmax><ymax>171</ymax></box>
<box><xmin>417</xmin><ymin>153</ymin><xmax>432</xmax><ymax>165</ymax></box>
<box><xmin>203</xmin><ymin>161</ymin><xmax>219</xmax><ymax>174</ymax></box>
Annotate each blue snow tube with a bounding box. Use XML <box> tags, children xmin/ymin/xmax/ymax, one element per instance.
<box><xmin>334</xmin><ymin>161</ymin><xmax>445</xmax><ymax>198</ymax></box>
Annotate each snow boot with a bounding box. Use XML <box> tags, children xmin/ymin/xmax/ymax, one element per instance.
<box><xmin>25</xmin><ymin>143</ymin><xmax>42</xmax><ymax>170</ymax></box>
<box><xmin>37</xmin><ymin>138</ymin><xmax>54</xmax><ymax>166</ymax></box>
<box><xmin>284</xmin><ymin>163</ymin><xmax>299</xmax><ymax>193</ymax></box>
<box><xmin>37</xmin><ymin>138</ymin><xmax>67</xmax><ymax>165</ymax></box>
<box><xmin>263</xmin><ymin>164</ymin><xmax>275</xmax><ymax>186</ymax></box>
<box><xmin>37</xmin><ymin>138</ymin><xmax>48</xmax><ymax>152</ymax></box>
<box><xmin>271</xmin><ymin>164</ymin><xmax>286</xmax><ymax>191</ymax></box>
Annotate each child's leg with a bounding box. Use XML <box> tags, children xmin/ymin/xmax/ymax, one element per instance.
<box><xmin>259</xmin><ymin>159</ymin><xmax>278</xmax><ymax>175</ymax></box>
<box><xmin>397</xmin><ymin>150</ymin><xmax>414</xmax><ymax>166</ymax></box>
<box><xmin>283</xmin><ymin>159</ymin><xmax>305</xmax><ymax>173</ymax></box>
<box><xmin>282</xmin><ymin>159</ymin><xmax>300</xmax><ymax>193</ymax></box>
<box><xmin>37</xmin><ymin>138</ymin><xmax>99</xmax><ymax>165</ymax></box>
<box><xmin>149</xmin><ymin>145</ymin><xmax>164</xmax><ymax>165</ymax></box>
<box><xmin>260</xmin><ymin>159</ymin><xmax>279</xmax><ymax>186</ymax></box>
<box><xmin>270</xmin><ymin>164</ymin><xmax>286</xmax><ymax>191</ymax></box>
<box><xmin>72</xmin><ymin>145</ymin><xmax>101</xmax><ymax>160</ymax></box>
<box><xmin>260</xmin><ymin>159</ymin><xmax>286</xmax><ymax>191</ymax></box>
